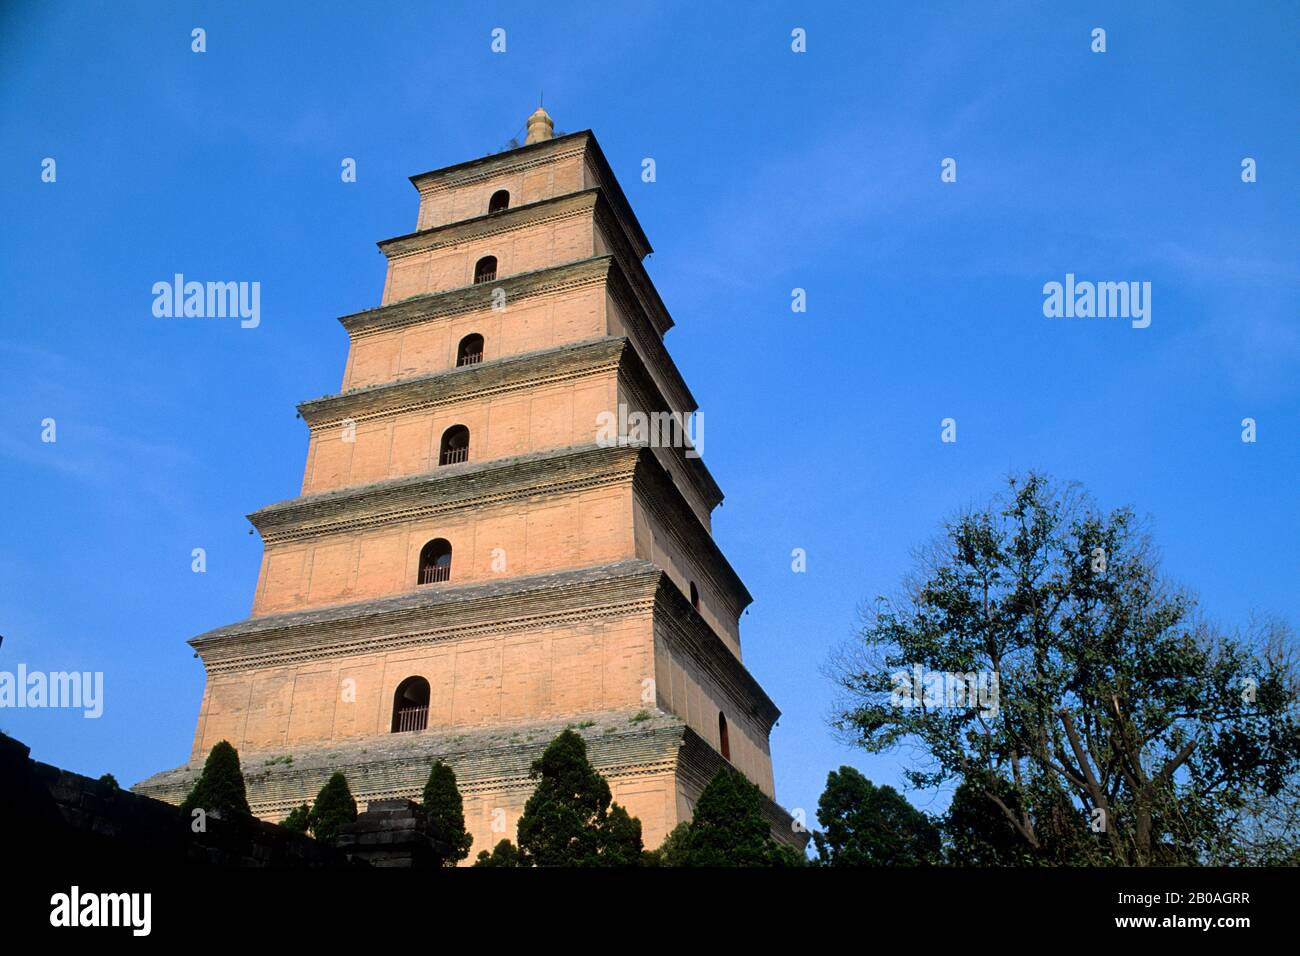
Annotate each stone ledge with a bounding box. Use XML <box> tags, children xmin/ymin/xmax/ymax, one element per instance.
<box><xmin>298</xmin><ymin>335</ymin><xmax>625</xmax><ymax>426</ymax></box>
<box><xmin>339</xmin><ymin>256</ymin><xmax>615</xmax><ymax>335</ymax></box>
<box><xmin>249</xmin><ymin>442</ymin><xmax>642</xmax><ymax>542</ymax></box>
<box><xmin>378</xmin><ymin>189</ymin><xmax>599</xmax><ymax>259</ymax></box>
<box><xmin>190</xmin><ymin>559</ymin><xmax>664</xmax><ymax>668</ymax></box>
<box><xmin>135</xmin><ymin>708</ymin><xmax>689</xmax><ymax>819</ymax></box>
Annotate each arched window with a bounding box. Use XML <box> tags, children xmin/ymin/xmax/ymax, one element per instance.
<box><xmin>456</xmin><ymin>333</ymin><xmax>484</xmax><ymax>367</ymax></box>
<box><xmin>689</xmin><ymin>581</ymin><xmax>700</xmax><ymax>611</ymax></box>
<box><xmin>392</xmin><ymin>676</ymin><xmax>430</xmax><ymax>733</ymax></box>
<box><xmin>718</xmin><ymin>712</ymin><xmax>731</xmax><ymax>761</ymax></box>
<box><xmin>439</xmin><ymin>425</ymin><xmax>470</xmax><ymax>466</ymax></box>
<box><xmin>473</xmin><ymin>255</ymin><xmax>497</xmax><ymax>284</ymax></box>
<box><xmin>418</xmin><ymin>538</ymin><xmax>452</xmax><ymax>584</ymax></box>
<box><xmin>488</xmin><ymin>190</ymin><xmax>510</xmax><ymax>214</ymax></box>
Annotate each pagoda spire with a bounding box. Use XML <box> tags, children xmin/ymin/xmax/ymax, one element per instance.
<box><xmin>525</xmin><ymin>105</ymin><xmax>554</xmax><ymax>144</ymax></box>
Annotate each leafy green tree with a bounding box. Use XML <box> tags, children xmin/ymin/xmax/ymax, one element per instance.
<box><xmin>281</xmin><ymin>803</ymin><xmax>311</xmax><ymax>834</ymax></box>
<box><xmin>830</xmin><ymin>473</ymin><xmax>1300</xmax><ymax>865</ymax></box>
<box><xmin>939</xmin><ymin>772</ymin><xmax>1104</xmax><ymax>865</ymax></box>
<box><xmin>672</xmin><ymin>767</ymin><xmax>803</xmax><ymax>866</ymax></box>
<box><xmin>813</xmin><ymin>766</ymin><xmax>941</xmax><ymax>865</ymax></box>
<box><xmin>943</xmin><ymin>776</ymin><xmax>1036</xmax><ymax>866</ymax></box>
<box><xmin>308</xmin><ymin>772</ymin><xmax>357</xmax><ymax>846</ymax></box>
<box><xmin>515</xmin><ymin>729</ymin><xmax>644</xmax><ymax>866</ymax></box>
<box><xmin>97</xmin><ymin>773</ymin><xmax>119</xmax><ymax>790</ymax></box>
<box><xmin>473</xmin><ymin>839</ymin><xmax>523</xmax><ymax>867</ymax></box>
<box><xmin>180</xmin><ymin>740</ymin><xmax>251</xmax><ymax>819</ymax></box>
<box><xmin>422</xmin><ymin>760</ymin><xmax>473</xmax><ymax>866</ymax></box>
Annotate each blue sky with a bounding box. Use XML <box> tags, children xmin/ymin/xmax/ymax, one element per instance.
<box><xmin>1</xmin><ymin>1</ymin><xmax>1296</xmax><ymax>830</ymax></box>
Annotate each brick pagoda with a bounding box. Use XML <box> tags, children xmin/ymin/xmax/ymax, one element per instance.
<box><xmin>137</xmin><ymin>108</ymin><xmax>802</xmax><ymax>855</ymax></box>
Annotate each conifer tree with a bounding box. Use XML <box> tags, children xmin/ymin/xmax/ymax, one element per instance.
<box><xmin>515</xmin><ymin>728</ymin><xmax>644</xmax><ymax>866</ymax></box>
<box><xmin>308</xmin><ymin>771</ymin><xmax>357</xmax><ymax>846</ymax></box>
<box><xmin>422</xmin><ymin>760</ymin><xmax>473</xmax><ymax>866</ymax></box>
<box><xmin>813</xmin><ymin>766</ymin><xmax>941</xmax><ymax>865</ymax></box>
<box><xmin>673</xmin><ymin>767</ymin><xmax>803</xmax><ymax>866</ymax></box>
<box><xmin>180</xmin><ymin>740</ymin><xmax>251</xmax><ymax>819</ymax></box>
<box><xmin>281</xmin><ymin>803</ymin><xmax>311</xmax><ymax>834</ymax></box>
<box><xmin>472</xmin><ymin>839</ymin><xmax>523</xmax><ymax>867</ymax></box>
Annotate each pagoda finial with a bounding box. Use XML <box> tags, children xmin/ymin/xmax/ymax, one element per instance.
<box><xmin>525</xmin><ymin>105</ymin><xmax>554</xmax><ymax>145</ymax></box>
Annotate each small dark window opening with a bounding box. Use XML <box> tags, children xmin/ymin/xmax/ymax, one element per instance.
<box><xmin>488</xmin><ymin>190</ymin><xmax>510</xmax><ymax>214</ymax></box>
<box><xmin>418</xmin><ymin>538</ymin><xmax>452</xmax><ymax>584</ymax></box>
<box><xmin>439</xmin><ymin>425</ymin><xmax>470</xmax><ymax>466</ymax></box>
<box><xmin>689</xmin><ymin>581</ymin><xmax>700</xmax><ymax>611</ymax></box>
<box><xmin>456</xmin><ymin>333</ymin><xmax>484</xmax><ymax>367</ymax></box>
<box><xmin>718</xmin><ymin>712</ymin><xmax>731</xmax><ymax>761</ymax></box>
<box><xmin>392</xmin><ymin>676</ymin><xmax>430</xmax><ymax>733</ymax></box>
<box><xmin>473</xmin><ymin>255</ymin><xmax>497</xmax><ymax>284</ymax></box>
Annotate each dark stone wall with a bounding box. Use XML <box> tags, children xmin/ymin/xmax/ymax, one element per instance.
<box><xmin>0</xmin><ymin>733</ymin><xmax>352</xmax><ymax>867</ymax></box>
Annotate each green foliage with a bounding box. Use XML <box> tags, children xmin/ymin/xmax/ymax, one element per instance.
<box><xmin>813</xmin><ymin>766</ymin><xmax>941</xmax><ymax>865</ymax></box>
<box><xmin>942</xmin><ymin>777</ymin><xmax>1035</xmax><ymax>866</ymax></box>
<box><xmin>599</xmin><ymin>804</ymin><xmax>644</xmax><ymax>867</ymax></box>
<box><xmin>830</xmin><ymin>473</ymin><xmax>1300</xmax><ymax>865</ymax></box>
<box><xmin>514</xmin><ymin>729</ymin><xmax>644</xmax><ymax>866</ymax></box>
<box><xmin>97</xmin><ymin>773</ymin><xmax>119</xmax><ymax>790</ymax></box>
<box><xmin>308</xmin><ymin>772</ymin><xmax>357</xmax><ymax>846</ymax></box>
<box><xmin>422</xmin><ymin>760</ymin><xmax>473</xmax><ymax>866</ymax></box>
<box><xmin>645</xmin><ymin>822</ymin><xmax>692</xmax><ymax>867</ymax></box>
<box><xmin>473</xmin><ymin>839</ymin><xmax>523</xmax><ymax>867</ymax></box>
<box><xmin>281</xmin><ymin>803</ymin><xmax>311</xmax><ymax>834</ymax></box>
<box><xmin>180</xmin><ymin>740</ymin><xmax>251</xmax><ymax>819</ymax></box>
<box><xmin>668</xmin><ymin>767</ymin><xmax>804</xmax><ymax>866</ymax></box>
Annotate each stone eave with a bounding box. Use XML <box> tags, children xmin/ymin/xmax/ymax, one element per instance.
<box><xmin>575</xmin><ymin>131</ymin><xmax>653</xmax><ymax>261</ymax></box>
<box><xmin>297</xmin><ymin>336</ymin><xmax>626</xmax><ymax>427</ymax></box>
<box><xmin>601</xmin><ymin>255</ymin><xmax>692</xmax><ymax>409</ymax></box>
<box><xmin>406</xmin><ymin>129</ymin><xmax>651</xmax><ymax>258</ymax></box>
<box><xmin>613</xmin><ymin>347</ymin><xmax>723</xmax><ymax>513</ymax></box>
<box><xmin>189</xmin><ymin>560</ymin><xmax>664</xmax><ymax>671</ymax></box>
<box><xmin>338</xmin><ymin>256</ymin><xmax>614</xmax><ymax>335</ymax></box>
<box><xmin>377</xmin><ymin>188</ymin><xmax>599</xmax><ymax>259</ymax></box>
<box><xmin>248</xmin><ymin>442</ymin><xmax>642</xmax><ymax>543</ymax></box>
<box><xmin>588</xmin><ymin>195</ymin><xmax>674</xmax><ymax>339</ymax></box>
<box><xmin>634</xmin><ymin>452</ymin><xmax>753</xmax><ymax>613</ymax></box>
<box><xmin>654</xmin><ymin>578</ymin><xmax>780</xmax><ymax>731</ymax></box>
<box><xmin>408</xmin><ymin>130</ymin><xmax>591</xmax><ymax>187</ymax></box>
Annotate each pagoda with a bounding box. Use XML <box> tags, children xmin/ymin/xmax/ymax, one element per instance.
<box><xmin>137</xmin><ymin>109</ymin><xmax>803</xmax><ymax>855</ymax></box>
